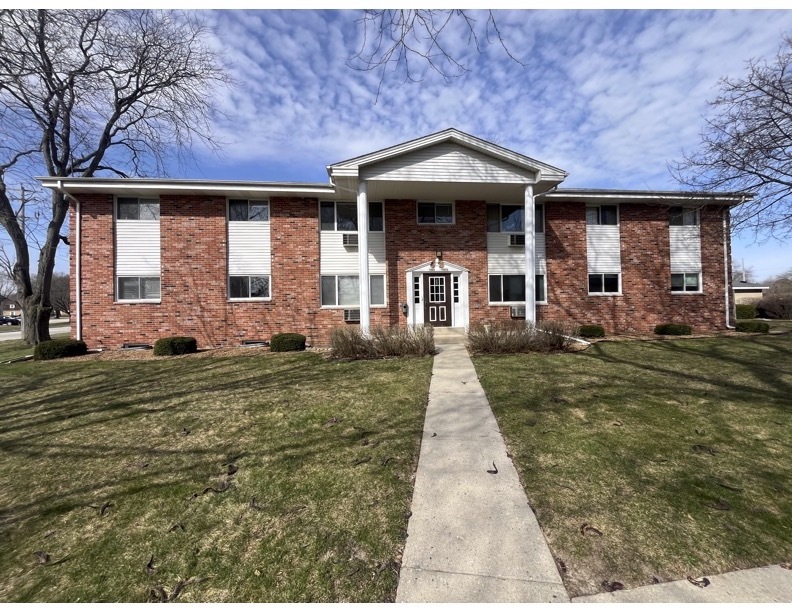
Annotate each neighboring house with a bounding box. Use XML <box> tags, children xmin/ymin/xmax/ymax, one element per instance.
<box><xmin>733</xmin><ymin>280</ymin><xmax>769</xmax><ymax>304</ymax></box>
<box><xmin>1</xmin><ymin>296</ymin><xmax>21</xmax><ymax>318</ymax></box>
<box><xmin>39</xmin><ymin>128</ymin><xmax>749</xmax><ymax>348</ymax></box>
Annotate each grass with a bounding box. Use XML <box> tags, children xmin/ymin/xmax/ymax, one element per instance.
<box><xmin>0</xmin><ymin>351</ymin><xmax>433</xmax><ymax>602</ymax></box>
<box><xmin>473</xmin><ymin>334</ymin><xmax>792</xmax><ymax>597</ymax></box>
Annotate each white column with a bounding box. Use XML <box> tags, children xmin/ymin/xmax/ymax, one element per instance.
<box><xmin>524</xmin><ymin>184</ymin><xmax>536</xmax><ymax>325</ymax></box>
<box><xmin>357</xmin><ymin>181</ymin><xmax>371</xmax><ymax>334</ymax></box>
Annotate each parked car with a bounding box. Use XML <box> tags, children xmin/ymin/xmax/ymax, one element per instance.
<box><xmin>0</xmin><ymin>316</ymin><xmax>21</xmax><ymax>326</ymax></box>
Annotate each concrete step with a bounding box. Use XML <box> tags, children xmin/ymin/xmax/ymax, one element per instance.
<box><xmin>433</xmin><ymin>327</ymin><xmax>468</xmax><ymax>345</ymax></box>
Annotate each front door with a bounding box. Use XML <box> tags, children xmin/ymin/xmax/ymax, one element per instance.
<box><xmin>423</xmin><ymin>274</ymin><xmax>452</xmax><ymax>327</ymax></box>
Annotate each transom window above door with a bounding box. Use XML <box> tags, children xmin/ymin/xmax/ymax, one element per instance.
<box><xmin>417</xmin><ymin>202</ymin><xmax>453</xmax><ymax>225</ymax></box>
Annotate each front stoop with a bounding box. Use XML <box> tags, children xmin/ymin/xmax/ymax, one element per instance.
<box><xmin>432</xmin><ymin>327</ymin><xmax>468</xmax><ymax>345</ymax></box>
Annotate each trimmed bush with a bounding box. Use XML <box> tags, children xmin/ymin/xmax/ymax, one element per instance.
<box><xmin>34</xmin><ymin>338</ymin><xmax>88</xmax><ymax>360</ymax></box>
<box><xmin>735</xmin><ymin>320</ymin><xmax>770</xmax><ymax>333</ymax></box>
<box><xmin>654</xmin><ymin>323</ymin><xmax>692</xmax><ymax>336</ymax></box>
<box><xmin>467</xmin><ymin>320</ymin><xmax>579</xmax><ymax>354</ymax></box>
<box><xmin>330</xmin><ymin>326</ymin><xmax>435</xmax><ymax>359</ymax></box>
<box><xmin>153</xmin><ymin>336</ymin><xmax>197</xmax><ymax>356</ymax></box>
<box><xmin>578</xmin><ymin>324</ymin><xmax>605</xmax><ymax>338</ymax></box>
<box><xmin>735</xmin><ymin>304</ymin><xmax>757</xmax><ymax>319</ymax></box>
<box><xmin>270</xmin><ymin>333</ymin><xmax>306</xmax><ymax>352</ymax></box>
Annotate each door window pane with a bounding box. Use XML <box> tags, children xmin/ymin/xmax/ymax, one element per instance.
<box><xmin>501</xmin><ymin>205</ymin><xmax>524</xmax><ymax>232</ymax></box>
<box><xmin>320</xmin><ymin>202</ymin><xmax>336</xmax><ymax>230</ymax></box>
<box><xmin>369</xmin><ymin>202</ymin><xmax>384</xmax><ymax>232</ymax></box>
<box><xmin>502</xmin><ymin>275</ymin><xmax>526</xmax><ymax>302</ymax></box>
<box><xmin>321</xmin><ymin>276</ymin><xmax>336</xmax><ymax>305</ymax></box>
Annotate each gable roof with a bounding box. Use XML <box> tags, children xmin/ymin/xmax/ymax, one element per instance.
<box><xmin>327</xmin><ymin>128</ymin><xmax>568</xmax><ymax>183</ymax></box>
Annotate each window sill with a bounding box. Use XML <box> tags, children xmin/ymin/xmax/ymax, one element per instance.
<box><xmin>320</xmin><ymin>305</ymin><xmax>387</xmax><ymax>310</ymax></box>
<box><xmin>587</xmin><ymin>293</ymin><xmax>622</xmax><ymax>297</ymax></box>
<box><xmin>488</xmin><ymin>302</ymin><xmax>548</xmax><ymax>306</ymax></box>
<box><xmin>417</xmin><ymin>222</ymin><xmax>455</xmax><ymax>226</ymax></box>
<box><xmin>228</xmin><ymin>298</ymin><xmax>272</xmax><ymax>302</ymax></box>
<box><xmin>114</xmin><ymin>300</ymin><xmax>161</xmax><ymax>304</ymax></box>
<box><xmin>671</xmin><ymin>291</ymin><xmax>704</xmax><ymax>295</ymax></box>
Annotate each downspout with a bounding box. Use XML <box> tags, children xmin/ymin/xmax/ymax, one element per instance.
<box><xmin>723</xmin><ymin>206</ymin><xmax>733</xmax><ymax>329</ymax></box>
<box><xmin>55</xmin><ymin>180</ymin><xmax>82</xmax><ymax>341</ymax></box>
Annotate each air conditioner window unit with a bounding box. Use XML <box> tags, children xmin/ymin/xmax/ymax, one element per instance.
<box><xmin>510</xmin><ymin>305</ymin><xmax>526</xmax><ymax>318</ymax></box>
<box><xmin>344</xmin><ymin>308</ymin><xmax>361</xmax><ymax>322</ymax></box>
<box><xmin>508</xmin><ymin>234</ymin><xmax>525</xmax><ymax>247</ymax></box>
<box><xmin>342</xmin><ymin>233</ymin><xmax>359</xmax><ymax>246</ymax></box>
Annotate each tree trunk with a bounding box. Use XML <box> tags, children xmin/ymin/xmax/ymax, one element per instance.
<box><xmin>21</xmin><ymin>297</ymin><xmax>52</xmax><ymax>345</ymax></box>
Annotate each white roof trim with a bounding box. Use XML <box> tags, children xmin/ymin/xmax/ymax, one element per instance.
<box><xmin>406</xmin><ymin>259</ymin><xmax>469</xmax><ymax>273</ymax></box>
<box><xmin>37</xmin><ymin>177</ymin><xmax>337</xmax><ymax>196</ymax></box>
<box><xmin>328</xmin><ymin>128</ymin><xmax>568</xmax><ymax>182</ymax></box>
<box><xmin>543</xmin><ymin>190</ymin><xmax>749</xmax><ymax>203</ymax></box>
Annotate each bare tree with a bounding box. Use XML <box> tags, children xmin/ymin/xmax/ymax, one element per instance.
<box><xmin>49</xmin><ymin>272</ymin><xmax>70</xmax><ymax>318</ymax></box>
<box><xmin>0</xmin><ymin>9</ymin><xmax>230</xmax><ymax>344</ymax></box>
<box><xmin>348</xmin><ymin>10</ymin><xmax>523</xmax><ymax>99</ymax></box>
<box><xmin>732</xmin><ymin>263</ymin><xmax>757</xmax><ymax>284</ymax></box>
<box><xmin>672</xmin><ymin>34</ymin><xmax>792</xmax><ymax>241</ymax></box>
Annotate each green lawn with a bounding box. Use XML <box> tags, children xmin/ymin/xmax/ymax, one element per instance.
<box><xmin>0</xmin><ymin>350</ymin><xmax>432</xmax><ymax>602</ymax></box>
<box><xmin>473</xmin><ymin>334</ymin><xmax>792</xmax><ymax>597</ymax></box>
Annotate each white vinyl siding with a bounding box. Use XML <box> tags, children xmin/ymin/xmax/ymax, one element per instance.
<box><xmin>487</xmin><ymin>233</ymin><xmax>546</xmax><ymax>275</ymax></box>
<box><xmin>586</xmin><ymin>226</ymin><xmax>621</xmax><ymax>273</ymax></box>
<box><xmin>361</xmin><ymin>142</ymin><xmax>535</xmax><ymax>183</ymax></box>
<box><xmin>116</xmin><ymin>219</ymin><xmax>161</xmax><ymax>276</ymax></box>
<box><xmin>228</xmin><ymin>221</ymin><xmax>271</xmax><ymax>276</ymax></box>
<box><xmin>669</xmin><ymin>226</ymin><xmax>701</xmax><ymax>274</ymax></box>
<box><xmin>320</xmin><ymin>232</ymin><xmax>386</xmax><ymax>275</ymax></box>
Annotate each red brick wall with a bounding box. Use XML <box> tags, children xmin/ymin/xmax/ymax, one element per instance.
<box><xmin>70</xmin><ymin>194</ymin><xmax>731</xmax><ymax>348</ymax></box>
<box><xmin>540</xmin><ymin>201</ymin><xmax>730</xmax><ymax>333</ymax></box>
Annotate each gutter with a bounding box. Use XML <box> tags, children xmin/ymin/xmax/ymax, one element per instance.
<box><xmin>54</xmin><ymin>180</ymin><xmax>82</xmax><ymax>341</ymax></box>
<box><xmin>723</xmin><ymin>207</ymin><xmax>734</xmax><ymax>329</ymax></box>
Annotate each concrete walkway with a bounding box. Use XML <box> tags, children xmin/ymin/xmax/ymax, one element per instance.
<box><xmin>396</xmin><ymin>341</ymin><xmax>568</xmax><ymax>603</ymax></box>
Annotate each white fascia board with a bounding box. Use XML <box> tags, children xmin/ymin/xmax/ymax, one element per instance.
<box><xmin>328</xmin><ymin>128</ymin><xmax>568</xmax><ymax>182</ymax></box>
<box><xmin>543</xmin><ymin>191</ymin><xmax>750</xmax><ymax>205</ymax></box>
<box><xmin>37</xmin><ymin>177</ymin><xmax>337</xmax><ymax>196</ymax></box>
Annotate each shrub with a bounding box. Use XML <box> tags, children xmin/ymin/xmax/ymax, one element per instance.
<box><xmin>654</xmin><ymin>323</ymin><xmax>692</xmax><ymax>336</ymax></box>
<box><xmin>153</xmin><ymin>336</ymin><xmax>197</xmax><ymax>356</ymax></box>
<box><xmin>756</xmin><ymin>294</ymin><xmax>792</xmax><ymax>320</ymax></box>
<box><xmin>34</xmin><ymin>338</ymin><xmax>88</xmax><ymax>360</ymax></box>
<box><xmin>735</xmin><ymin>303</ymin><xmax>757</xmax><ymax>319</ymax></box>
<box><xmin>578</xmin><ymin>324</ymin><xmax>605</xmax><ymax>338</ymax></box>
<box><xmin>735</xmin><ymin>320</ymin><xmax>770</xmax><ymax>333</ymax></box>
<box><xmin>270</xmin><ymin>333</ymin><xmax>306</xmax><ymax>352</ymax></box>
<box><xmin>467</xmin><ymin>320</ymin><xmax>578</xmax><ymax>354</ymax></box>
<box><xmin>330</xmin><ymin>326</ymin><xmax>435</xmax><ymax>359</ymax></box>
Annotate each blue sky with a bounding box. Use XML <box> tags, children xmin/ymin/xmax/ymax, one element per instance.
<box><xmin>14</xmin><ymin>8</ymin><xmax>791</xmax><ymax>280</ymax></box>
<box><xmin>171</xmin><ymin>8</ymin><xmax>791</xmax><ymax>280</ymax></box>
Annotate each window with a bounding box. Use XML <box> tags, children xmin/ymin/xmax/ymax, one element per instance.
<box><xmin>117</xmin><ymin>276</ymin><xmax>160</xmax><ymax>301</ymax></box>
<box><xmin>320</xmin><ymin>201</ymin><xmax>384</xmax><ymax>232</ymax></box>
<box><xmin>486</xmin><ymin>203</ymin><xmax>544</xmax><ymax>233</ymax></box>
<box><xmin>229</xmin><ymin>275</ymin><xmax>270</xmax><ymax>299</ymax></box>
<box><xmin>452</xmin><ymin>276</ymin><xmax>459</xmax><ymax>303</ymax></box>
<box><xmin>417</xmin><ymin>202</ymin><xmax>453</xmax><ymax>224</ymax></box>
<box><xmin>669</xmin><ymin>207</ymin><xmax>699</xmax><ymax>226</ymax></box>
<box><xmin>586</xmin><ymin>205</ymin><xmax>618</xmax><ymax>226</ymax></box>
<box><xmin>488</xmin><ymin>274</ymin><xmax>546</xmax><ymax>303</ymax></box>
<box><xmin>588</xmin><ymin>273</ymin><xmax>620</xmax><ymax>294</ymax></box>
<box><xmin>321</xmin><ymin>275</ymin><xmax>386</xmax><ymax>307</ymax></box>
<box><xmin>671</xmin><ymin>272</ymin><xmax>701</xmax><ymax>292</ymax></box>
<box><xmin>229</xmin><ymin>199</ymin><xmax>269</xmax><ymax>221</ymax></box>
<box><xmin>117</xmin><ymin>197</ymin><xmax>159</xmax><ymax>220</ymax></box>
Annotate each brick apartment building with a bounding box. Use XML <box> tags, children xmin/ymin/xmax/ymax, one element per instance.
<box><xmin>39</xmin><ymin>129</ymin><xmax>747</xmax><ymax>348</ymax></box>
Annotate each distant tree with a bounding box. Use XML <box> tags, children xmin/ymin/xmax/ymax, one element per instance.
<box><xmin>0</xmin><ymin>9</ymin><xmax>229</xmax><ymax>345</ymax></box>
<box><xmin>672</xmin><ymin>34</ymin><xmax>792</xmax><ymax>240</ymax></box>
<box><xmin>49</xmin><ymin>272</ymin><xmax>70</xmax><ymax>318</ymax></box>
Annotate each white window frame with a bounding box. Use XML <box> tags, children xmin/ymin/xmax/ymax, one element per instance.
<box><xmin>669</xmin><ymin>207</ymin><xmax>700</xmax><ymax>227</ymax></box>
<box><xmin>319</xmin><ymin>201</ymin><xmax>385</xmax><ymax>233</ymax></box>
<box><xmin>488</xmin><ymin>274</ymin><xmax>547</xmax><ymax>305</ymax></box>
<box><xmin>116</xmin><ymin>196</ymin><xmax>160</xmax><ymax>220</ymax></box>
<box><xmin>588</xmin><ymin>272</ymin><xmax>621</xmax><ymax>295</ymax></box>
<box><xmin>228</xmin><ymin>199</ymin><xmax>270</xmax><ymax>222</ymax></box>
<box><xmin>320</xmin><ymin>274</ymin><xmax>387</xmax><ymax>308</ymax></box>
<box><xmin>228</xmin><ymin>274</ymin><xmax>272</xmax><ymax>301</ymax></box>
<box><xmin>417</xmin><ymin>201</ymin><xmax>455</xmax><ymax>225</ymax></box>
<box><xmin>671</xmin><ymin>272</ymin><xmax>703</xmax><ymax>294</ymax></box>
<box><xmin>116</xmin><ymin>276</ymin><xmax>161</xmax><ymax>303</ymax></box>
<box><xmin>586</xmin><ymin>204</ymin><xmax>619</xmax><ymax>226</ymax></box>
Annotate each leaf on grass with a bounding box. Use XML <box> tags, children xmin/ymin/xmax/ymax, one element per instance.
<box><xmin>376</xmin><ymin>559</ymin><xmax>400</xmax><ymax>575</ymax></box>
<box><xmin>249</xmin><ymin>498</ymin><xmax>264</xmax><ymax>511</ymax></box>
<box><xmin>601</xmin><ymin>580</ymin><xmax>624</xmax><ymax>592</ymax></box>
<box><xmin>323</xmin><ymin>416</ymin><xmax>340</xmax><ymax>428</ymax></box>
<box><xmin>380</xmin><ymin>457</ymin><xmax>395</xmax><ymax>467</ymax></box>
<box><xmin>712</xmin><ymin>479</ymin><xmax>743</xmax><ymax>492</ymax></box>
<box><xmin>695</xmin><ymin>428</ymin><xmax>705</xmax><ymax>436</ymax></box>
<box><xmin>780</xmin><ymin>562</ymin><xmax>791</xmax><ymax>570</ymax></box>
<box><xmin>226</xmin><ymin>463</ymin><xmax>238</xmax><ymax>476</ymax></box>
<box><xmin>431</xmin><ymin>432</ymin><xmax>437</xmax><ymax>437</ymax></box>
<box><xmin>99</xmin><ymin>501</ymin><xmax>113</xmax><ymax>516</ymax></box>
<box><xmin>352</xmin><ymin>456</ymin><xmax>371</xmax><ymax>466</ymax></box>
<box><xmin>283</xmin><ymin>504</ymin><xmax>307</xmax><ymax>517</ymax></box>
<box><xmin>652</xmin><ymin>576</ymin><xmax>661</xmax><ymax>584</ymax></box>
<box><xmin>687</xmin><ymin>575</ymin><xmax>710</xmax><ymax>588</ymax></box>
<box><xmin>705</xmin><ymin>498</ymin><xmax>731</xmax><ymax>511</ymax></box>
<box><xmin>179</xmin><ymin>428</ymin><xmax>190</xmax><ymax>436</ymax></box>
<box><xmin>580</xmin><ymin>523</ymin><xmax>603</xmax><ymax>536</ymax></box>
<box><xmin>692</xmin><ymin>444</ymin><xmax>717</xmax><ymax>455</ymax></box>
<box><xmin>33</xmin><ymin>551</ymin><xmax>50</xmax><ymax>565</ymax></box>
<box><xmin>404</xmin><ymin>510</ymin><xmax>412</xmax><ymax>520</ymax></box>
<box><xmin>146</xmin><ymin>555</ymin><xmax>157</xmax><ymax>576</ymax></box>
<box><xmin>486</xmin><ymin>461</ymin><xmax>498</xmax><ymax>474</ymax></box>
<box><xmin>167</xmin><ymin>523</ymin><xmax>185</xmax><ymax>532</ymax></box>
<box><xmin>525</xmin><ymin>419</ymin><xmax>537</xmax><ymax>427</ymax></box>
<box><xmin>612</xmin><ymin>421</ymin><xmax>623</xmax><ymax>427</ymax></box>
<box><xmin>557</xmin><ymin>559</ymin><xmax>567</xmax><ymax>574</ymax></box>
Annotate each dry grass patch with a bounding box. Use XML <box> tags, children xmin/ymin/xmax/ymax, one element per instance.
<box><xmin>0</xmin><ymin>351</ymin><xmax>432</xmax><ymax>602</ymax></box>
<box><xmin>473</xmin><ymin>334</ymin><xmax>792</xmax><ymax>597</ymax></box>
